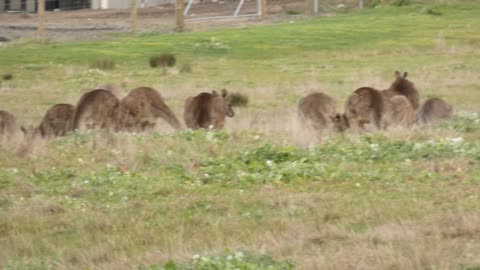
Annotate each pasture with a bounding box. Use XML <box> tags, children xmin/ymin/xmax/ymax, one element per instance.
<box><xmin>1</xmin><ymin>0</ymin><xmax>480</xmax><ymax>269</ymax></box>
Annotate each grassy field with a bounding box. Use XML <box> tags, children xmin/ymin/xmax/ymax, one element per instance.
<box><xmin>1</xmin><ymin>0</ymin><xmax>480</xmax><ymax>269</ymax></box>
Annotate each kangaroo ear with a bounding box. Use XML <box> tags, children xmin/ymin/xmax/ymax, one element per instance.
<box><xmin>211</xmin><ymin>90</ymin><xmax>218</xmax><ymax>95</ymax></box>
<box><xmin>395</xmin><ymin>71</ymin><xmax>401</xmax><ymax>78</ymax></box>
<box><xmin>403</xmin><ymin>72</ymin><xmax>408</xmax><ymax>78</ymax></box>
<box><xmin>21</xmin><ymin>126</ymin><xmax>26</xmax><ymax>134</ymax></box>
<box><xmin>221</xmin><ymin>89</ymin><xmax>228</xmax><ymax>97</ymax></box>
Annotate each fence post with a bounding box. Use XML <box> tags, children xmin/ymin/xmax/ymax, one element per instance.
<box><xmin>37</xmin><ymin>0</ymin><xmax>45</xmax><ymax>40</ymax></box>
<box><xmin>358</xmin><ymin>0</ymin><xmax>364</xmax><ymax>9</ymax></box>
<box><xmin>313</xmin><ymin>0</ymin><xmax>318</xmax><ymax>16</ymax></box>
<box><xmin>130</xmin><ymin>0</ymin><xmax>138</xmax><ymax>33</ymax></box>
<box><xmin>176</xmin><ymin>0</ymin><xmax>185</xmax><ymax>30</ymax></box>
<box><xmin>261</xmin><ymin>0</ymin><xmax>267</xmax><ymax>19</ymax></box>
<box><xmin>305</xmin><ymin>0</ymin><xmax>313</xmax><ymax>16</ymax></box>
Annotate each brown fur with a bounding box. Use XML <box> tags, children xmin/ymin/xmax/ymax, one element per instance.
<box><xmin>38</xmin><ymin>104</ymin><xmax>75</xmax><ymax>137</ymax></box>
<box><xmin>382</xmin><ymin>71</ymin><xmax>420</xmax><ymax>109</ymax></box>
<box><xmin>298</xmin><ymin>92</ymin><xmax>337</xmax><ymax>132</ymax></box>
<box><xmin>184</xmin><ymin>89</ymin><xmax>235</xmax><ymax>130</ymax></box>
<box><xmin>115</xmin><ymin>87</ymin><xmax>181</xmax><ymax>132</ymax></box>
<box><xmin>416</xmin><ymin>98</ymin><xmax>453</xmax><ymax>125</ymax></box>
<box><xmin>0</xmin><ymin>110</ymin><xmax>17</xmax><ymax>143</ymax></box>
<box><xmin>73</xmin><ymin>89</ymin><xmax>120</xmax><ymax>130</ymax></box>
<box><xmin>96</xmin><ymin>84</ymin><xmax>123</xmax><ymax>98</ymax></box>
<box><xmin>384</xmin><ymin>95</ymin><xmax>416</xmax><ymax>128</ymax></box>
<box><xmin>345</xmin><ymin>87</ymin><xmax>386</xmax><ymax>130</ymax></box>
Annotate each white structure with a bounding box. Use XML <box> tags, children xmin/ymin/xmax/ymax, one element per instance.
<box><xmin>91</xmin><ymin>0</ymin><xmax>171</xmax><ymax>9</ymax></box>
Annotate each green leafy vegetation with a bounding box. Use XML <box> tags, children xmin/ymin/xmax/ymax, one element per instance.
<box><xmin>142</xmin><ymin>251</ymin><xmax>294</xmax><ymax>270</ymax></box>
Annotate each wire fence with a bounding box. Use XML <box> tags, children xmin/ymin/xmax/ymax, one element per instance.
<box><xmin>0</xmin><ymin>0</ymin><xmax>364</xmax><ymax>41</ymax></box>
<box><xmin>0</xmin><ymin>0</ymin><xmax>90</xmax><ymax>12</ymax></box>
<box><xmin>184</xmin><ymin>0</ymin><xmax>260</xmax><ymax>21</ymax></box>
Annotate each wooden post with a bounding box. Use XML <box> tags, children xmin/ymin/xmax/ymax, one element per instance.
<box><xmin>176</xmin><ymin>0</ymin><xmax>185</xmax><ymax>30</ymax></box>
<box><xmin>130</xmin><ymin>0</ymin><xmax>137</xmax><ymax>33</ymax></box>
<box><xmin>37</xmin><ymin>0</ymin><xmax>45</xmax><ymax>40</ymax></box>
<box><xmin>261</xmin><ymin>0</ymin><xmax>267</xmax><ymax>19</ymax></box>
<box><xmin>358</xmin><ymin>0</ymin><xmax>364</xmax><ymax>9</ymax></box>
<box><xmin>304</xmin><ymin>0</ymin><xmax>312</xmax><ymax>16</ymax></box>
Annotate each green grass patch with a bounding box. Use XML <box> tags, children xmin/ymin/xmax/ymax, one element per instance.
<box><xmin>143</xmin><ymin>251</ymin><xmax>294</xmax><ymax>270</ymax></box>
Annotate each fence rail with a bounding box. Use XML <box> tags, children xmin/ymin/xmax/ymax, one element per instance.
<box><xmin>0</xmin><ymin>0</ymin><xmax>366</xmax><ymax>40</ymax></box>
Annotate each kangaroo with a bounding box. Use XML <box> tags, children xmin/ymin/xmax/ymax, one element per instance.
<box><xmin>0</xmin><ymin>110</ymin><xmax>17</xmax><ymax>144</ymax></box>
<box><xmin>184</xmin><ymin>89</ymin><xmax>235</xmax><ymax>130</ymax></box>
<box><xmin>344</xmin><ymin>87</ymin><xmax>386</xmax><ymax>130</ymax></box>
<box><xmin>36</xmin><ymin>103</ymin><xmax>75</xmax><ymax>137</ymax></box>
<box><xmin>382</xmin><ymin>71</ymin><xmax>420</xmax><ymax>109</ymax></box>
<box><xmin>73</xmin><ymin>89</ymin><xmax>120</xmax><ymax>130</ymax></box>
<box><xmin>298</xmin><ymin>92</ymin><xmax>337</xmax><ymax>132</ymax></box>
<box><xmin>384</xmin><ymin>95</ymin><xmax>416</xmax><ymax>128</ymax></box>
<box><xmin>115</xmin><ymin>87</ymin><xmax>181</xmax><ymax>132</ymax></box>
<box><xmin>416</xmin><ymin>97</ymin><xmax>453</xmax><ymax>125</ymax></box>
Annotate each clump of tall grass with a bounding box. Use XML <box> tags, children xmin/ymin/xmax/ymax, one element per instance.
<box><xmin>149</xmin><ymin>53</ymin><xmax>176</xmax><ymax>68</ymax></box>
<box><xmin>391</xmin><ymin>0</ymin><xmax>411</xmax><ymax>6</ymax></box>
<box><xmin>90</xmin><ymin>59</ymin><xmax>115</xmax><ymax>70</ymax></box>
<box><xmin>2</xmin><ymin>73</ymin><xmax>13</xmax><ymax>80</ymax></box>
<box><xmin>230</xmin><ymin>92</ymin><xmax>249</xmax><ymax>107</ymax></box>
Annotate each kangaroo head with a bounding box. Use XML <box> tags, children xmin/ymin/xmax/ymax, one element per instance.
<box><xmin>331</xmin><ymin>113</ymin><xmax>350</xmax><ymax>132</ymax></box>
<box><xmin>220</xmin><ymin>89</ymin><xmax>235</xmax><ymax>118</ymax></box>
<box><xmin>21</xmin><ymin>125</ymin><xmax>42</xmax><ymax>140</ymax></box>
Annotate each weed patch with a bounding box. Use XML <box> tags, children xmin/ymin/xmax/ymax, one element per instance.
<box><xmin>142</xmin><ymin>251</ymin><xmax>294</xmax><ymax>270</ymax></box>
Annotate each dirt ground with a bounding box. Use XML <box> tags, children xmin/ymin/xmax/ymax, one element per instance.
<box><xmin>0</xmin><ymin>0</ymin><xmax>317</xmax><ymax>42</ymax></box>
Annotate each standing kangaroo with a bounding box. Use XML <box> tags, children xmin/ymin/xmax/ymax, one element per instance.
<box><xmin>382</xmin><ymin>71</ymin><xmax>420</xmax><ymax>110</ymax></box>
<box><xmin>184</xmin><ymin>89</ymin><xmax>235</xmax><ymax>130</ymax></box>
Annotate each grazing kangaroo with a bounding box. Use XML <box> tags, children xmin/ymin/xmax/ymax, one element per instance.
<box><xmin>382</xmin><ymin>71</ymin><xmax>420</xmax><ymax>109</ymax></box>
<box><xmin>184</xmin><ymin>89</ymin><xmax>235</xmax><ymax>130</ymax></box>
<box><xmin>73</xmin><ymin>89</ymin><xmax>120</xmax><ymax>130</ymax></box>
<box><xmin>115</xmin><ymin>87</ymin><xmax>181</xmax><ymax>132</ymax></box>
<box><xmin>344</xmin><ymin>87</ymin><xmax>386</xmax><ymax>130</ymax></box>
<box><xmin>38</xmin><ymin>103</ymin><xmax>75</xmax><ymax>137</ymax></box>
<box><xmin>298</xmin><ymin>92</ymin><xmax>338</xmax><ymax>132</ymax></box>
<box><xmin>384</xmin><ymin>95</ymin><xmax>416</xmax><ymax>128</ymax></box>
<box><xmin>0</xmin><ymin>110</ymin><xmax>17</xmax><ymax>144</ymax></box>
<box><xmin>416</xmin><ymin>97</ymin><xmax>453</xmax><ymax>125</ymax></box>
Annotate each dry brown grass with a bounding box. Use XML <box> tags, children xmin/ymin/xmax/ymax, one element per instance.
<box><xmin>3</xmin><ymin>187</ymin><xmax>479</xmax><ymax>269</ymax></box>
